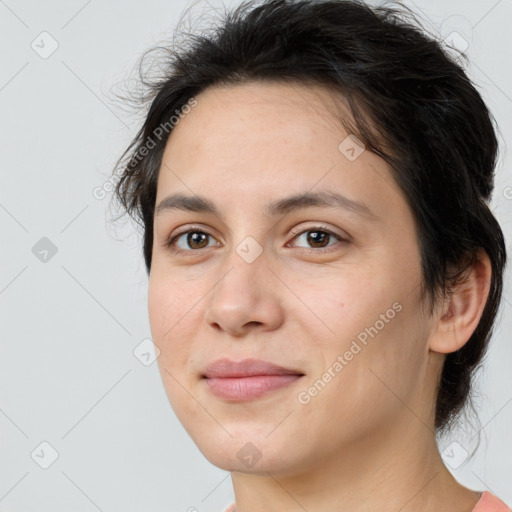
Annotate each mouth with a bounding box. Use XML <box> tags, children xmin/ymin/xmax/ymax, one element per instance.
<box><xmin>201</xmin><ymin>358</ymin><xmax>305</xmax><ymax>401</ymax></box>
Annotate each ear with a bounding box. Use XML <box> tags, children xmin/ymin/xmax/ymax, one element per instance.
<box><xmin>429</xmin><ymin>248</ymin><xmax>492</xmax><ymax>354</ymax></box>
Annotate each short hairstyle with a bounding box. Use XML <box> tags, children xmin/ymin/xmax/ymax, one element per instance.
<box><xmin>112</xmin><ymin>0</ymin><xmax>507</xmax><ymax>435</ymax></box>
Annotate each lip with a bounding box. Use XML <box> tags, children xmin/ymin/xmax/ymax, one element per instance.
<box><xmin>202</xmin><ymin>358</ymin><xmax>305</xmax><ymax>401</ymax></box>
<box><xmin>202</xmin><ymin>358</ymin><xmax>304</xmax><ymax>378</ymax></box>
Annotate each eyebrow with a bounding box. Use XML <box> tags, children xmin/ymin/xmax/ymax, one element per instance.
<box><xmin>155</xmin><ymin>190</ymin><xmax>378</xmax><ymax>221</ymax></box>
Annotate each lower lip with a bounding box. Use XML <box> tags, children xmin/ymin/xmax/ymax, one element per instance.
<box><xmin>204</xmin><ymin>375</ymin><xmax>303</xmax><ymax>401</ymax></box>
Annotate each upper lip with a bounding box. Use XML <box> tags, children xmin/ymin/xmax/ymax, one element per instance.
<box><xmin>202</xmin><ymin>358</ymin><xmax>305</xmax><ymax>378</ymax></box>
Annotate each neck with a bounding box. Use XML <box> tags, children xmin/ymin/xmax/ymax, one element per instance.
<box><xmin>230</xmin><ymin>417</ymin><xmax>481</xmax><ymax>512</ymax></box>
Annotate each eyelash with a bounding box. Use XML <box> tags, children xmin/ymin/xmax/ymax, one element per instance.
<box><xmin>164</xmin><ymin>224</ymin><xmax>348</xmax><ymax>255</ymax></box>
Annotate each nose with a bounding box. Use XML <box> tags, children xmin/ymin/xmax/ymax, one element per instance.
<box><xmin>203</xmin><ymin>249</ymin><xmax>284</xmax><ymax>337</ymax></box>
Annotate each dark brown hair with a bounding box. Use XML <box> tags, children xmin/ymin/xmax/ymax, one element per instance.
<box><xmin>111</xmin><ymin>0</ymin><xmax>507</xmax><ymax>435</ymax></box>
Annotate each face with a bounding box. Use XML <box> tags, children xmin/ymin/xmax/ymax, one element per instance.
<box><xmin>148</xmin><ymin>81</ymin><xmax>440</xmax><ymax>476</ymax></box>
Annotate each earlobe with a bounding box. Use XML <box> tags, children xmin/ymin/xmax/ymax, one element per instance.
<box><xmin>429</xmin><ymin>249</ymin><xmax>492</xmax><ymax>354</ymax></box>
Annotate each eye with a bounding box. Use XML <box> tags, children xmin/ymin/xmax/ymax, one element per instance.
<box><xmin>164</xmin><ymin>224</ymin><xmax>348</xmax><ymax>255</ymax></box>
<box><xmin>288</xmin><ymin>225</ymin><xmax>347</xmax><ymax>252</ymax></box>
<box><xmin>164</xmin><ymin>225</ymin><xmax>218</xmax><ymax>254</ymax></box>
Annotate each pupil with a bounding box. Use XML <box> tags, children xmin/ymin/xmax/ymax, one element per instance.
<box><xmin>189</xmin><ymin>232</ymin><xmax>208</xmax><ymax>248</ymax></box>
<box><xmin>308</xmin><ymin>231</ymin><xmax>328</xmax><ymax>248</ymax></box>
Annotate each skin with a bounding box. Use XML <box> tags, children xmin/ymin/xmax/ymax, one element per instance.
<box><xmin>148</xmin><ymin>81</ymin><xmax>492</xmax><ymax>511</ymax></box>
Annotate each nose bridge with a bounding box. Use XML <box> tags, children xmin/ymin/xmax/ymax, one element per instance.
<box><xmin>220</xmin><ymin>209</ymin><xmax>271</xmax><ymax>275</ymax></box>
<box><xmin>214</xmin><ymin>233</ymin><xmax>268</xmax><ymax>299</ymax></box>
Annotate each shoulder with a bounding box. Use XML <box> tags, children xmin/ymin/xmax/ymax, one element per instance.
<box><xmin>473</xmin><ymin>491</ymin><xmax>511</xmax><ymax>512</ymax></box>
<box><xmin>223</xmin><ymin>503</ymin><xmax>236</xmax><ymax>512</ymax></box>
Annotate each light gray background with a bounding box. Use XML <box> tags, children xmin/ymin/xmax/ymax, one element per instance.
<box><xmin>1</xmin><ymin>0</ymin><xmax>511</xmax><ymax>510</ymax></box>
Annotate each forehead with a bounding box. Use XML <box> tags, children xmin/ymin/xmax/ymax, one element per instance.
<box><xmin>156</xmin><ymin>81</ymin><xmax>405</xmax><ymax>223</ymax></box>
<box><xmin>173</xmin><ymin>80</ymin><xmax>354</xmax><ymax>144</ymax></box>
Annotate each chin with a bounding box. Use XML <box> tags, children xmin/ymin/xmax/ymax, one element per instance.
<box><xmin>190</xmin><ymin>430</ymin><xmax>303</xmax><ymax>475</ymax></box>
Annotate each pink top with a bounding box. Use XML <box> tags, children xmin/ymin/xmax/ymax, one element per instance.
<box><xmin>223</xmin><ymin>491</ymin><xmax>511</xmax><ymax>512</ymax></box>
<box><xmin>473</xmin><ymin>491</ymin><xmax>511</xmax><ymax>512</ymax></box>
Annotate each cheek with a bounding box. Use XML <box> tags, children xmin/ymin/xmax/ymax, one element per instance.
<box><xmin>148</xmin><ymin>277</ymin><xmax>171</xmax><ymax>340</ymax></box>
<box><xmin>302</xmin><ymin>266</ymin><xmax>397</xmax><ymax>348</ymax></box>
<box><xmin>148</xmin><ymin>277</ymin><xmax>202</xmax><ymax>422</ymax></box>
<box><xmin>333</xmin><ymin>297</ymin><xmax>427</xmax><ymax>420</ymax></box>
<box><xmin>147</xmin><ymin>273</ymin><xmax>197</xmax><ymax>368</ymax></box>
<box><xmin>307</xmin><ymin>259</ymin><xmax>425</xmax><ymax>396</ymax></box>
<box><xmin>299</xmin><ymin>306</ymin><xmax>425</xmax><ymax>445</ymax></box>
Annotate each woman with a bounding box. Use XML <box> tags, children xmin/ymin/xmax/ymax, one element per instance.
<box><xmin>112</xmin><ymin>0</ymin><xmax>510</xmax><ymax>510</ymax></box>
